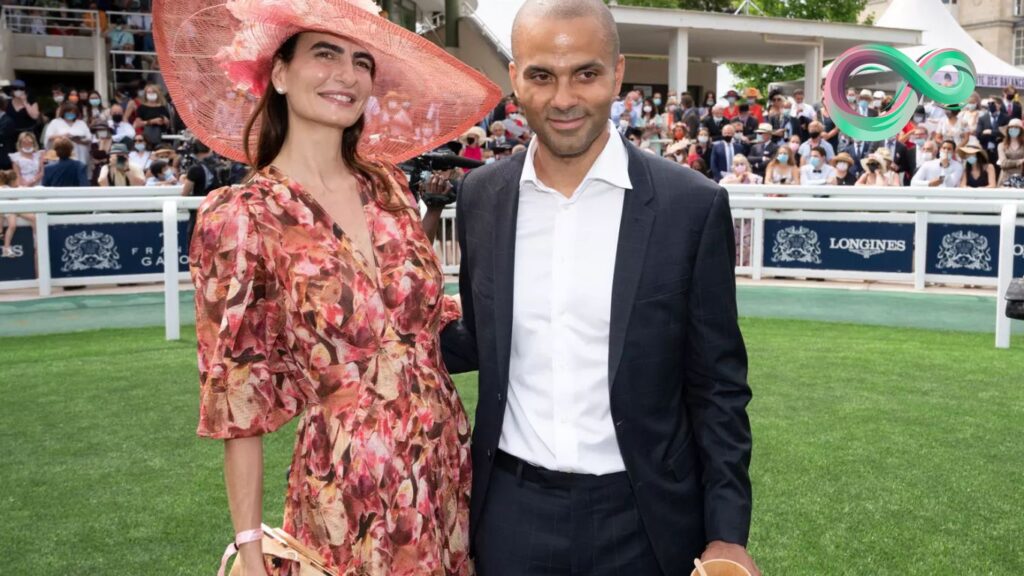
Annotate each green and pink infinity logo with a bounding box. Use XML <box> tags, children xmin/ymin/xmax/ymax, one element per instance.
<box><xmin>824</xmin><ymin>44</ymin><xmax>976</xmax><ymax>141</ymax></box>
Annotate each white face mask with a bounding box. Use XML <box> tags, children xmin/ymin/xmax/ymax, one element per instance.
<box><xmin>643</xmin><ymin>106</ymin><xmax>652</xmax><ymax>113</ymax></box>
<box><xmin>920</xmin><ymin>152</ymin><xmax>934</xmax><ymax>162</ymax></box>
<box><xmin>146</xmin><ymin>92</ymin><xmax>158</xmax><ymax>102</ymax></box>
<box><xmin>698</xmin><ymin>135</ymin><xmax>709</xmax><ymax>144</ymax></box>
<box><xmin>836</xmin><ymin>162</ymin><xmax>849</xmax><ymax>171</ymax></box>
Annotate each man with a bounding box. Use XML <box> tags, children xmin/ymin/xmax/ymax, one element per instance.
<box><xmin>107</xmin><ymin>103</ymin><xmax>136</xmax><ymax>144</ymax></box>
<box><xmin>844</xmin><ymin>137</ymin><xmax>880</xmax><ymax>179</ymax></box>
<box><xmin>441</xmin><ymin>1</ymin><xmax>757</xmax><ymax>575</ymax></box>
<box><xmin>799</xmin><ymin>146</ymin><xmax>836</xmax><ymax>186</ymax></box>
<box><xmin>679</xmin><ymin>93</ymin><xmax>700</xmax><ymax>141</ymax></box>
<box><xmin>1004</xmin><ymin>84</ymin><xmax>1022</xmax><ymax>121</ymax></box>
<box><xmin>711</xmin><ymin>124</ymin><xmax>746</xmax><ymax>182</ymax></box>
<box><xmin>977</xmin><ymin>100</ymin><xmax>1006</xmax><ymax>163</ymax></box>
<box><xmin>912</xmin><ymin>139</ymin><xmax>964</xmax><ymax>187</ymax></box>
<box><xmin>96</xmin><ymin>142</ymin><xmax>145</xmax><ymax>186</ymax></box>
<box><xmin>748</xmin><ymin>123</ymin><xmax>781</xmax><ymax>178</ymax></box>
<box><xmin>797</xmin><ymin>121</ymin><xmax>835</xmax><ymax>164</ymax></box>
<box><xmin>792</xmin><ymin>89</ymin><xmax>815</xmax><ymax>122</ymax></box>
<box><xmin>42</xmin><ymin>137</ymin><xmax>89</xmax><ymax>187</ymax></box>
<box><xmin>769</xmin><ymin>98</ymin><xmax>801</xmax><ymax>141</ymax></box>
<box><xmin>734</xmin><ymin>103</ymin><xmax>758</xmax><ymax>139</ymax></box>
<box><xmin>879</xmin><ymin>134</ymin><xmax>914</xmax><ymax>185</ymax></box>
<box><xmin>701</xmin><ymin>103</ymin><xmax>729</xmax><ymax>141</ymax></box>
<box><xmin>912</xmin><ymin>139</ymin><xmax>938</xmax><ymax>181</ymax></box>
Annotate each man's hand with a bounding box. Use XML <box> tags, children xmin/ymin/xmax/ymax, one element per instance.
<box><xmin>701</xmin><ymin>541</ymin><xmax>760</xmax><ymax>576</ymax></box>
<box><xmin>929</xmin><ymin>177</ymin><xmax>943</xmax><ymax>187</ymax></box>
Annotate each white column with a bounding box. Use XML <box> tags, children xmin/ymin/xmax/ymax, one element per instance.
<box><xmin>93</xmin><ymin>19</ymin><xmax>109</xmax><ymax>101</ymax></box>
<box><xmin>163</xmin><ymin>200</ymin><xmax>180</xmax><ymax>341</ymax></box>
<box><xmin>668</xmin><ymin>28</ymin><xmax>689</xmax><ymax>97</ymax></box>
<box><xmin>804</xmin><ymin>42</ymin><xmax>823</xmax><ymax>104</ymax></box>
<box><xmin>995</xmin><ymin>203</ymin><xmax>1017</xmax><ymax>349</ymax></box>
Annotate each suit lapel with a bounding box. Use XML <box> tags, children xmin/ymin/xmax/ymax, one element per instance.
<box><xmin>608</xmin><ymin>141</ymin><xmax>656</xmax><ymax>390</ymax></box>
<box><xmin>493</xmin><ymin>153</ymin><xmax>526</xmax><ymax>391</ymax></box>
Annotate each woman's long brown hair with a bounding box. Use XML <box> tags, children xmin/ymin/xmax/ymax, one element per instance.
<box><xmin>242</xmin><ymin>34</ymin><xmax>406</xmax><ymax>212</ymax></box>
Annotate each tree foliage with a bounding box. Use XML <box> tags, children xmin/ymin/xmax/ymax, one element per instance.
<box><xmin>608</xmin><ymin>0</ymin><xmax>735</xmax><ymax>12</ymax></box>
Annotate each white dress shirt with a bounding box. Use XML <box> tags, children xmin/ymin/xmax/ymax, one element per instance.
<box><xmin>800</xmin><ymin>162</ymin><xmax>836</xmax><ymax>185</ymax></box>
<box><xmin>911</xmin><ymin>158</ymin><xmax>964</xmax><ymax>187</ymax></box>
<box><xmin>501</xmin><ymin>121</ymin><xmax>629</xmax><ymax>475</ymax></box>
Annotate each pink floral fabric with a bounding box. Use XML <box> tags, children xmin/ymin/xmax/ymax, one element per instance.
<box><xmin>190</xmin><ymin>163</ymin><xmax>471</xmax><ymax>575</ymax></box>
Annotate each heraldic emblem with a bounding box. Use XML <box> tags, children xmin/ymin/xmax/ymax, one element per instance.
<box><xmin>935</xmin><ymin>230</ymin><xmax>992</xmax><ymax>272</ymax></box>
<box><xmin>771</xmin><ymin>225</ymin><xmax>823</xmax><ymax>265</ymax></box>
<box><xmin>61</xmin><ymin>230</ymin><xmax>122</xmax><ymax>273</ymax></box>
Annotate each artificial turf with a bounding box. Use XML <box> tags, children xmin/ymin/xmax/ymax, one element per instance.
<box><xmin>1</xmin><ymin>318</ymin><xmax>1022</xmax><ymax>575</ymax></box>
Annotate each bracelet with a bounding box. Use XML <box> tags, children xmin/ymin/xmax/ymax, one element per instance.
<box><xmin>217</xmin><ymin>527</ymin><xmax>264</xmax><ymax>576</ymax></box>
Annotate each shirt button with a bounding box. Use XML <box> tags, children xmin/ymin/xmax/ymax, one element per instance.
<box><xmin>497</xmin><ymin>392</ymin><xmax>503</xmax><ymax>402</ymax></box>
<box><xmin>486</xmin><ymin>449</ymin><xmax>494</xmax><ymax>460</ymax></box>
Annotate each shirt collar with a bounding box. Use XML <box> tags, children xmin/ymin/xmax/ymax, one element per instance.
<box><xmin>520</xmin><ymin>121</ymin><xmax>633</xmax><ymax>192</ymax></box>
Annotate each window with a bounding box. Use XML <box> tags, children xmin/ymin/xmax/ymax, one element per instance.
<box><xmin>1017</xmin><ymin>0</ymin><xmax>1024</xmax><ymax>17</ymax></box>
<box><xmin>1016</xmin><ymin>28</ymin><xmax>1024</xmax><ymax>67</ymax></box>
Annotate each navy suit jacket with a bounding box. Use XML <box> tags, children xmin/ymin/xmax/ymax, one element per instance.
<box><xmin>710</xmin><ymin>140</ymin><xmax>746</xmax><ymax>182</ymax></box>
<box><xmin>441</xmin><ymin>136</ymin><xmax>753</xmax><ymax>575</ymax></box>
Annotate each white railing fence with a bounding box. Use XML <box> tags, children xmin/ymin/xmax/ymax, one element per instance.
<box><xmin>1</xmin><ymin>186</ymin><xmax>1021</xmax><ymax>348</ymax></box>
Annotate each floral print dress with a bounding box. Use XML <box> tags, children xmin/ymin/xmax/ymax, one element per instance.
<box><xmin>190</xmin><ymin>164</ymin><xmax>471</xmax><ymax>576</ymax></box>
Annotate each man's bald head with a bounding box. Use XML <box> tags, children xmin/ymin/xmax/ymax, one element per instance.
<box><xmin>511</xmin><ymin>0</ymin><xmax>619</xmax><ymax>62</ymax></box>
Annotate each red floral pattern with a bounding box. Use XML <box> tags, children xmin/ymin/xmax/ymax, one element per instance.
<box><xmin>190</xmin><ymin>163</ymin><xmax>470</xmax><ymax>575</ymax></box>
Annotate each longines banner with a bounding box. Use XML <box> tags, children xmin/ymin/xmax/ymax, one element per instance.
<box><xmin>765</xmin><ymin>220</ymin><xmax>915</xmax><ymax>273</ymax></box>
<box><xmin>925</xmin><ymin>224</ymin><xmax>1024</xmax><ymax>279</ymax></box>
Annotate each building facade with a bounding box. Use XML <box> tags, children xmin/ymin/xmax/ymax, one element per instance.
<box><xmin>866</xmin><ymin>0</ymin><xmax>1024</xmax><ymax>68</ymax></box>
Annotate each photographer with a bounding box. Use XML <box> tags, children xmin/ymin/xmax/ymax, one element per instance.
<box><xmin>419</xmin><ymin>168</ymin><xmax>461</xmax><ymax>244</ymax></box>
<box><xmin>97</xmin><ymin>143</ymin><xmax>145</xmax><ymax>187</ymax></box>
<box><xmin>180</xmin><ymin>141</ymin><xmax>219</xmax><ymax>198</ymax></box>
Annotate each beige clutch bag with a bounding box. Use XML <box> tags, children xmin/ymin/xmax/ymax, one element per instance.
<box><xmin>219</xmin><ymin>524</ymin><xmax>337</xmax><ymax>576</ymax></box>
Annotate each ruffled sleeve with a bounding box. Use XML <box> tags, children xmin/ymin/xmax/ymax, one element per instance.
<box><xmin>190</xmin><ymin>186</ymin><xmax>308</xmax><ymax>439</ymax></box>
<box><xmin>439</xmin><ymin>294</ymin><xmax>463</xmax><ymax>327</ymax></box>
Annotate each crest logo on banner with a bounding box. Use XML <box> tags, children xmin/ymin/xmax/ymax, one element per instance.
<box><xmin>772</xmin><ymin>226</ymin><xmax>822</xmax><ymax>264</ymax></box>
<box><xmin>935</xmin><ymin>230</ymin><xmax>992</xmax><ymax>272</ymax></box>
<box><xmin>61</xmin><ymin>230</ymin><xmax>122</xmax><ymax>272</ymax></box>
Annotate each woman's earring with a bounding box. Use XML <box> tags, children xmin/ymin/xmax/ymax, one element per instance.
<box><xmin>275</xmin><ymin>86</ymin><xmax>286</xmax><ymax>95</ymax></box>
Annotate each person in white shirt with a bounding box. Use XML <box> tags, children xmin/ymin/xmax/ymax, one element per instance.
<box><xmin>797</xmin><ymin>121</ymin><xmax>835</xmax><ymax>164</ymax></box>
<box><xmin>43</xmin><ymin>103</ymin><xmax>92</xmax><ymax>163</ymax></box>
<box><xmin>107</xmin><ymin>104</ymin><xmax>136</xmax><ymax>142</ymax></box>
<box><xmin>791</xmin><ymin>88</ymin><xmax>816</xmax><ymax>121</ymax></box>
<box><xmin>128</xmin><ymin>136</ymin><xmax>153</xmax><ymax>171</ymax></box>
<box><xmin>800</xmin><ymin>146</ymin><xmax>836</xmax><ymax>186</ymax></box>
<box><xmin>911</xmin><ymin>139</ymin><xmax>964</xmax><ymax>187</ymax></box>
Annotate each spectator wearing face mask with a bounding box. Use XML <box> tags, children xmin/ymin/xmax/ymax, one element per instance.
<box><xmin>791</xmin><ymin>89</ymin><xmax>815</xmax><ymax>122</ymax></box>
<box><xmin>912</xmin><ymin>139</ymin><xmax>964</xmax><ymax>187</ymax></box>
<box><xmin>42</xmin><ymin>136</ymin><xmax>89</xmax><ymax>187</ymax></box>
<box><xmin>959</xmin><ymin>146</ymin><xmax>996</xmax><ymax>189</ymax></box>
<box><xmin>43</xmin><ymin>102</ymin><xmax>92</xmax><ymax>163</ymax></box>
<box><xmin>47</xmin><ymin>85</ymin><xmax>67</xmax><ymax>120</ymax></box>
<box><xmin>129</xmin><ymin>135</ymin><xmax>153</xmax><ymax>171</ymax></box>
<box><xmin>909</xmin><ymin>126</ymin><xmax>932</xmax><ymax>164</ymax></box>
<box><xmin>722</xmin><ymin>89</ymin><xmax>741</xmax><ymax>120</ymax></box>
<box><xmin>5</xmin><ymin>80</ymin><xmax>40</xmax><ymax>138</ymax></box>
<box><xmin>733</xmin><ymin>103</ymin><xmax>758</xmax><ymax>139</ymax></box>
<box><xmin>719</xmin><ymin>154</ymin><xmax>761</xmax><ymax>185</ymax></box>
<box><xmin>144</xmin><ymin>159</ymin><xmax>177</xmax><ymax>186</ymax></box>
<box><xmin>934</xmin><ymin>108</ymin><xmax>965</xmax><ymax>148</ymax></box>
<box><xmin>10</xmin><ymin>131</ymin><xmax>44</xmax><ymax>188</ymax></box>
<box><xmin>134</xmin><ymin>84</ymin><xmax>171</xmax><ymax>147</ymax></box>
<box><xmin>678</xmin><ymin>95</ymin><xmax>700</xmax><ymax>140</ymax></box>
<box><xmin>688</xmin><ymin>127</ymin><xmax>712</xmax><ymax>169</ymax></box>
<box><xmin>856</xmin><ymin>149</ymin><xmax>900</xmax><ymax>187</ymax></box>
<box><xmin>977</xmin><ymin>100</ymin><xmax>1006</xmax><ymax>163</ymax></box>
<box><xmin>97</xmin><ymin>143</ymin><xmax>145</xmax><ymax>187</ymax></box>
<box><xmin>1003</xmin><ymin>85</ymin><xmax>1022</xmax><ymax>121</ymax></box>
<box><xmin>843</xmin><ymin>137</ymin><xmax>880</xmax><ymax>179</ymax></box>
<box><xmin>701</xmin><ymin>104</ymin><xmax>728</xmax><ymax>141</ymax></box>
<box><xmin>856</xmin><ymin>89</ymin><xmax>877</xmax><ymax>118</ymax></box>
<box><xmin>742</xmin><ymin>88</ymin><xmax>764</xmax><ymax>124</ymax></box>
<box><xmin>797</xmin><ymin>121</ymin><xmax>835</xmax><ymax>165</ymax></box>
<box><xmin>747</xmin><ymin>123</ymin><xmax>781</xmax><ymax>178</ymax></box>
<box><xmin>768</xmin><ymin>97</ymin><xmax>800</xmax><ymax>141</ymax></box>
<box><xmin>878</xmin><ymin>134</ymin><xmax>913</xmax><ymax>185</ymax></box>
<box><xmin>912</xmin><ymin>140</ymin><xmax>938</xmax><ymax>179</ymax></box>
<box><xmin>639</xmin><ymin>98</ymin><xmax>664</xmax><ymax>135</ymax></box>
<box><xmin>997</xmin><ymin>118</ymin><xmax>1024</xmax><ymax>186</ymax></box>
<box><xmin>108</xmin><ymin>16</ymin><xmax>136</xmax><ymax>69</ymax></box>
<box><xmin>107</xmin><ymin>104</ymin><xmax>135</xmax><ymax>143</ymax></box>
<box><xmin>765</xmin><ymin>145</ymin><xmax>799</xmax><ymax>187</ymax></box>
<box><xmin>459</xmin><ymin>126</ymin><xmax>486</xmax><ymax>164</ymax></box>
<box><xmin>799</xmin><ymin>146</ymin><xmax>836</xmax><ymax>186</ymax></box>
<box><xmin>699</xmin><ymin>91</ymin><xmax>717</xmax><ymax>117</ymax></box>
<box><xmin>957</xmin><ymin>92</ymin><xmax>983</xmax><ymax>147</ymax></box>
<box><xmin>830</xmin><ymin>152</ymin><xmax>857</xmax><ymax>186</ymax></box>
<box><xmin>710</xmin><ymin>124</ymin><xmax>745</xmax><ymax>182</ymax></box>
<box><xmin>82</xmin><ymin>90</ymin><xmax>108</xmax><ymax>124</ymax></box>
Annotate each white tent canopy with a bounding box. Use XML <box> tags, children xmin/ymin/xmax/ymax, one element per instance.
<box><xmin>824</xmin><ymin>0</ymin><xmax>1024</xmax><ymax>90</ymax></box>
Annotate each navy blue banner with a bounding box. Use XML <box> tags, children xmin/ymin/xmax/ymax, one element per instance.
<box><xmin>765</xmin><ymin>220</ymin><xmax>915</xmax><ymax>273</ymax></box>
<box><xmin>49</xmin><ymin>221</ymin><xmax>190</xmax><ymax>279</ymax></box>
<box><xmin>926</xmin><ymin>224</ymin><xmax>1024</xmax><ymax>278</ymax></box>
<box><xmin>0</xmin><ymin>227</ymin><xmax>37</xmax><ymax>281</ymax></box>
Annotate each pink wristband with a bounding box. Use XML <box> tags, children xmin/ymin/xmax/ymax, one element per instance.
<box><xmin>217</xmin><ymin>527</ymin><xmax>264</xmax><ymax>576</ymax></box>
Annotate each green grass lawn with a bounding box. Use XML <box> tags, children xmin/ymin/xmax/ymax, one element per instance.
<box><xmin>1</xmin><ymin>319</ymin><xmax>1022</xmax><ymax>575</ymax></box>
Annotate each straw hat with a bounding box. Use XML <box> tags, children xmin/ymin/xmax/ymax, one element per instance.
<box><xmin>755</xmin><ymin>122</ymin><xmax>783</xmax><ymax>137</ymax></box>
<box><xmin>460</xmin><ymin>126</ymin><xmax>487</xmax><ymax>145</ymax></box>
<box><xmin>744</xmin><ymin>86</ymin><xmax>762</xmax><ymax>99</ymax></box>
<box><xmin>859</xmin><ymin>88</ymin><xmax>873</xmax><ymax>98</ymax></box>
<box><xmin>665</xmin><ymin>140</ymin><xmax>688</xmax><ymax>156</ymax></box>
<box><xmin>832</xmin><ymin>151</ymin><xmax>854</xmax><ymax>168</ymax></box>
<box><xmin>1000</xmin><ymin>118</ymin><xmax>1024</xmax><ymax>138</ymax></box>
<box><xmin>860</xmin><ymin>148</ymin><xmax>892</xmax><ymax>172</ymax></box>
<box><xmin>958</xmin><ymin>145</ymin><xmax>988</xmax><ymax>163</ymax></box>
<box><xmin>153</xmin><ymin>0</ymin><xmax>502</xmax><ymax>164</ymax></box>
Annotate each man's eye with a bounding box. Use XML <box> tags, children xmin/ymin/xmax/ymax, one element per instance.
<box><xmin>316</xmin><ymin>51</ymin><xmax>335</xmax><ymax>60</ymax></box>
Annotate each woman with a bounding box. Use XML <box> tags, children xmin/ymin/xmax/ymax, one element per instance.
<box><xmin>856</xmin><ymin>149</ymin><xmax>899</xmax><ymax>187</ymax></box>
<box><xmin>144</xmin><ymin>158</ymin><xmax>177</xmax><ymax>186</ymax></box>
<box><xmin>957</xmin><ymin>92</ymin><xmax>982</xmax><ymax>147</ymax></box>
<box><xmin>128</xmin><ymin>135</ymin><xmax>152</xmax><ymax>171</ymax></box>
<box><xmin>43</xmin><ymin>102</ymin><xmax>92</xmax><ymax>163</ymax></box>
<box><xmin>998</xmin><ymin>118</ymin><xmax>1024</xmax><ymax>186</ymax></box>
<box><xmin>459</xmin><ymin>126</ymin><xmax>485</xmax><ymax>164</ymax></box>
<box><xmin>959</xmin><ymin>146</ymin><xmax>996</xmax><ymax>188</ymax></box>
<box><xmin>640</xmin><ymin>97</ymin><xmax>664</xmax><ymax>136</ymax></box>
<box><xmin>83</xmin><ymin>90</ymin><xmax>109</xmax><ymax>124</ymax></box>
<box><xmin>830</xmin><ymin>152</ymin><xmax>857</xmax><ymax>186</ymax></box>
<box><xmin>700</xmin><ymin>90</ymin><xmax>717</xmax><ymax>117</ymax></box>
<box><xmin>688</xmin><ymin>127</ymin><xmax>712</xmax><ymax>168</ymax></box>
<box><xmin>10</xmin><ymin>131</ymin><xmax>44</xmax><ymax>188</ymax></box>
<box><xmin>154</xmin><ymin>0</ymin><xmax>500</xmax><ymax>574</ymax></box>
<box><xmin>936</xmin><ymin>108</ymin><xmax>964</xmax><ymax>147</ymax></box>
<box><xmin>719</xmin><ymin>154</ymin><xmax>762</xmax><ymax>185</ymax></box>
<box><xmin>133</xmin><ymin>84</ymin><xmax>171</xmax><ymax>147</ymax></box>
<box><xmin>765</xmin><ymin>145</ymin><xmax>800</xmax><ymax>186</ymax></box>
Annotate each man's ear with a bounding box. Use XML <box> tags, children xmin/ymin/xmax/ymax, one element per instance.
<box><xmin>508</xmin><ymin>61</ymin><xmax>519</xmax><ymax>100</ymax></box>
<box><xmin>612</xmin><ymin>54</ymin><xmax>626</xmax><ymax>98</ymax></box>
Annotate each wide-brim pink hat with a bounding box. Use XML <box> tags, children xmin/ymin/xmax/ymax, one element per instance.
<box><xmin>153</xmin><ymin>0</ymin><xmax>503</xmax><ymax>164</ymax></box>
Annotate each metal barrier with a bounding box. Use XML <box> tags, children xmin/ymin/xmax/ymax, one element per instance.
<box><xmin>1</xmin><ymin>187</ymin><xmax>1020</xmax><ymax>348</ymax></box>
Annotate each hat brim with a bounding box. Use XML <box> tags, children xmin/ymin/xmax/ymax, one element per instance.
<box><xmin>153</xmin><ymin>0</ymin><xmax>502</xmax><ymax>164</ymax></box>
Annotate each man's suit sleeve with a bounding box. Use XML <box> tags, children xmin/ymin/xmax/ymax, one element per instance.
<box><xmin>683</xmin><ymin>187</ymin><xmax>753</xmax><ymax>546</ymax></box>
<box><xmin>440</xmin><ymin>178</ymin><xmax>480</xmax><ymax>374</ymax></box>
